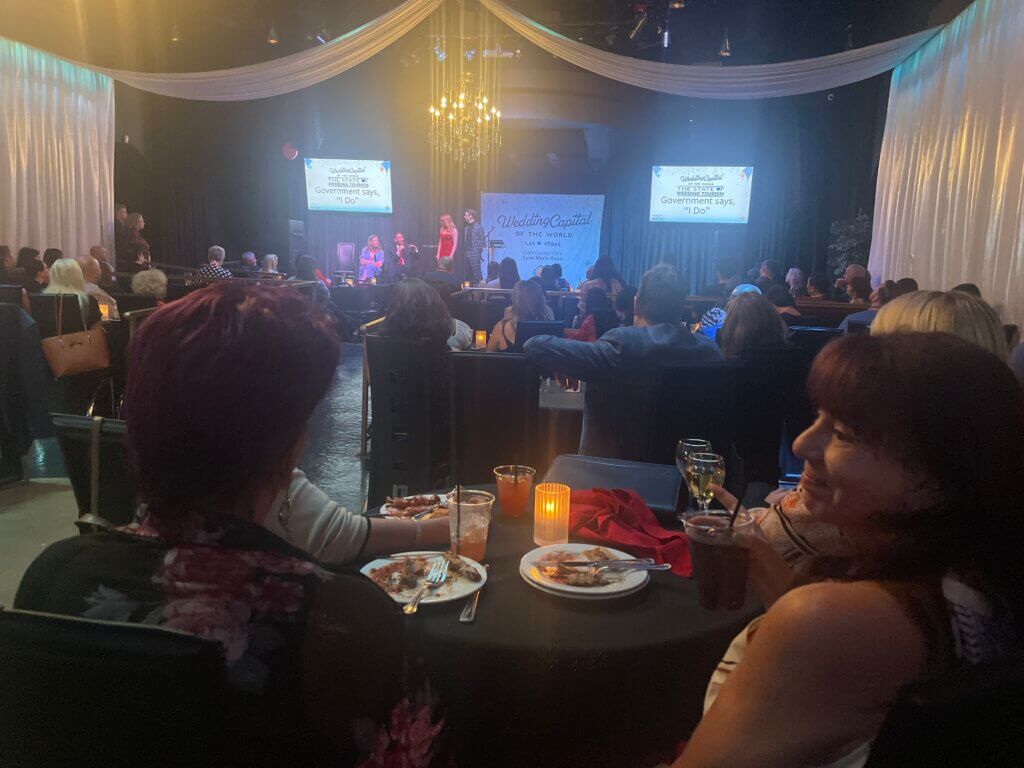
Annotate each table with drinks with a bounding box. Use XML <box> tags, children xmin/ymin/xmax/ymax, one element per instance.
<box><xmin>388</xmin><ymin>446</ymin><xmax>762</xmax><ymax>768</ymax></box>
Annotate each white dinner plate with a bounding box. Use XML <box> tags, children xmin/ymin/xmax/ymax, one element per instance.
<box><xmin>378</xmin><ymin>493</ymin><xmax>448</xmax><ymax>519</ymax></box>
<box><xmin>519</xmin><ymin>543</ymin><xmax>650</xmax><ymax>600</ymax></box>
<box><xmin>360</xmin><ymin>551</ymin><xmax>486</xmax><ymax>606</ymax></box>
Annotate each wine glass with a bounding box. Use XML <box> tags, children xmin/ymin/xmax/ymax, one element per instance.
<box><xmin>676</xmin><ymin>439</ymin><xmax>712</xmax><ymax>521</ymax></box>
<box><xmin>685</xmin><ymin>452</ymin><xmax>726</xmax><ymax>514</ymax></box>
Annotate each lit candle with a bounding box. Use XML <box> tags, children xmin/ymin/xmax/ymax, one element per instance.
<box><xmin>534</xmin><ymin>483</ymin><xmax>570</xmax><ymax>547</ymax></box>
<box><xmin>370</xmin><ymin>277</ymin><xmax>377</xmax><ymax>285</ymax></box>
<box><xmin>474</xmin><ymin>329</ymin><xmax>487</xmax><ymax>349</ymax></box>
<box><xmin>346</xmin><ymin>277</ymin><xmax>354</xmax><ymax>286</ymax></box>
<box><xmin>463</xmin><ymin>281</ymin><xmax>472</xmax><ymax>289</ymax></box>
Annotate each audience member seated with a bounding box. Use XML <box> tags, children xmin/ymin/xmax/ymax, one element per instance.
<box><xmin>289</xmin><ymin>255</ymin><xmax>329</xmax><ymax>303</ymax></box>
<box><xmin>42</xmin><ymin>248</ymin><xmax>63</xmax><ymax>268</ymax></box>
<box><xmin>579</xmin><ymin>254</ymin><xmax>624</xmax><ymax>298</ymax></box>
<box><xmin>566</xmin><ymin>287</ymin><xmax>613</xmax><ymax>342</ymax></box>
<box><xmin>719</xmin><ymin>292</ymin><xmax>791</xmax><ymax>358</ymax></box>
<box><xmin>487</xmin><ymin>279</ymin><xmax>554</xmax><ymax>352</ymax></box>
<box><xmin>14</xmin><ymin>282</ymin><xmax>449</xmax><ymax>762</ymax></box>
<box><xmin>700</xmin><ymin>256</ymin><xmax>742</xmax><ymax>298</ymax></box>
<box><xmin>871</xmin><ymin>290</ymin><xmax>1008</xmax><ymax>360</ymax></box>
<box><xmin>833</xmin><ymin>263</ymin><xmax>869</xmax><ymax>301</ymax></box>
<box><xmin>122</xmin><ymin>213</ymin><xmax>152</xmax><ymax>273</ymax></box>
<box><xmin>758</xmin><ymin>259</ymin><xmax>782</xmax><ymax>287</ymax></box>
<box><xmin>0</xmin><ymin>244</ymin><xmax>15</xmax><ymax>281</ymax></box>
<box><xmin>951</xmin><ymin>282</ymin><xmax>981</xmax><ymax>297</ymax></box>
<box><xmin>551</xmin><ymin>262</ymin><xmax>572</xmax><ymax>292</ymax></box>
<box><xmin>525</xmin><ymin>264</ymin><xmax>721</xmax><ymax>457</ymax></box>
<box><xmin>674</xmin><ymin>333</ymin><xmax>1023</xmax><ymax>768</ymax></box>
<box><xmin>846</xmin><ymin>275</ymin><xmax>872</xmax><ymax>305</ymax></box>
<box><xmin>615</xmin><ymin>285</ymin><xmax>637</xmax><ymax>327</ymax></box>
<box><xmin>197</xmin><ymin>245</ymin><xmax>232</xmax><ymax>279</ymax></box>
<box><xmin>77</xmin><ymin>255</ymin><xmax>119</xmax><ymax>319</ymax></box>
<box><xmin>481</xmin><ymin>260</ymin><xmax>500</xmax><ymax>286</ymax></box>
<box><xmin>839</xmin><ymin>279</ymin><xmax>901</xmax><ymax>333</ymax></box>
<box><xmin>89</xmin><ymin>245</ymin><xmax>118</xmax><ymax>289</ymax></box>
<box><xmin>804</xmin><ymin>272</ymin><xmax>832</xmax><ymax>300</ymax></box>
<box><xmin>487</xmin><ymin>257</ymin><xmax>520</xmax><ymax>289</ymax></box>
<box><xmin>236</xmin><ymin>251</ymin><xmax>259</xmax><ymax>274</ymax></box>
<box><xmin>262</xmin><ymin>253</ymin><xmax>280</xmax><ymax>274</ymax></box>
<box><xmin>113</xmin><ymin>202</ymin><xmax>128</xmax><ymax>263</ymax></box>
<box><xmin>895</xmin><ymin>276</ymin><xmax>919</xmax><ymax>293</ymax></box>
<box><xmin>358</xmin><ymin>236</ymin><xmax>385</xmax><ymax>283</ymax></box>
<box><xmin>43</xmin><ymin>258</ymin><xmax>102</xmax><ymax>328</ymax></box>
<box><xmin>697</xmin><ymin>283</ymin><xmax>761</xmax><ymax>341</ymax></box>
<box><xmin>17</xmin><ymin>247</ymin><xmax>48</xmax><ymax>293</ymax></box>
<box><xmin>131</xmin><ymin>269</ymin><xmax>169</xmax><ymax>304</ymax></box>
<box><xmin>754</xmin><ymin>275</ymin><xmax>775</xmax><ymax>294</ymax></box>
<box><xmin>380</xmin><ymin>277</ymin><xmax>471</xmax><ymax>351</ymax></box>
<box><xmin>785</xmin><ymin>267</ymin><xmax>806</xmax><ymax>298</ymax></box>
<box><xmin>539</xmin><ymin>264</ymin><xmax>560</xmax><ymax>292</ymax></box>
<box><xmin>765</xmin><ymin>285</ymin><xmax>803</xmax><ymax>323</ymax></box>
<box><xmin>422</xmin><ymin>255</ymin><xmax>461</xmax><ymax>302</ymax></box>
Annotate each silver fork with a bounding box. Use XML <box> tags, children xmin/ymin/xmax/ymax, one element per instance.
<box><xmin>403</xmin><ymin>558</ymin><xmax>449</xmax><ymax>615</ymax></box>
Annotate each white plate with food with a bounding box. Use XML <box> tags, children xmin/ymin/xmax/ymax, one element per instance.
<box><xmin>378</xmin><ymin>494</ymin><xmax>449</xmax><ymax>520</ymax></box>
<box><xmin>519</xmin><ymin>544</ymin><xmax>650</xmax><ymax>600</ymax></box>
<box><xmin>361</xmin><ymin>551</ymin><xmax>486</xmax><ymax>606</ymax></box>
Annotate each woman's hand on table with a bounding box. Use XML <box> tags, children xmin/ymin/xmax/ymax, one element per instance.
<box><xmin>709</xmin><ymin>485</ymin><xmax>796</xmax><ymax>609</ymax></box>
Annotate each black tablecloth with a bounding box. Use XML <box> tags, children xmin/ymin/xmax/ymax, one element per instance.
<box><xmin>405</xmin><ymin>485</ymin><xmax>762</xmax><ymax>768</ymax></box>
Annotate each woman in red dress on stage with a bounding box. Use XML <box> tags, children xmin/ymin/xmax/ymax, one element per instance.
<box><xmin>436</xmin><ymin>214</ymin><xmax>458</xmax><ymax>264</ymax></box>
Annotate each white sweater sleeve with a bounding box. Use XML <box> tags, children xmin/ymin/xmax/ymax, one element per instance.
<box><xmin>260</xmin><ymin>469</ymin><xmax>370</xmax><ymax>565</ymax></box>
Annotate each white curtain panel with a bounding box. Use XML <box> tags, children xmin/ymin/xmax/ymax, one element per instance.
<box><xmin>869</xmin><ymin>0</ymin><xmax>1024</xmax><ymax>325</ymax></box>
<box><xmin>0</xmin><ymin>37</ymin><xmax>114</xmax><ymax>262</ymax></box>
<box><xmin>479</xmin><ymin>0</ymin><xmax>939</xmax><ymax>100</ymax></box>
<box><xmin>91</xmin><ymin>0</ymin><xmax>443</xmax><ymax>101</ymax></box>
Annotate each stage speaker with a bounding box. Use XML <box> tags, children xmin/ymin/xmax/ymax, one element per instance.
<box><xmin>336</xmin><ymin>243</ymin><xmax>356</xmax><ymax>272</ymax></box>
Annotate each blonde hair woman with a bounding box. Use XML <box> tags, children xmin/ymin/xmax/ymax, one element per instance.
<box><xmin>872</xmin><ymin>290</ymin><xmax>1008</xmax><ymax>359</ymax></box>
<box><xmin>131</xmin><ymin>269</ymin><xmax>169</xmax><ymax>303</ymax></box>
<box><xmin>436</xmin><ymin>213</ymin><xmax>458</xmax><ymax>264</ymax></box>
<box><xmin>262</xmin><ymin>254</ymin><xmax>279</xmax><ymax>274</ymax></box>
<box><xmin>44</xmin><ymin>258</ymin><xmax>102</xmax><ymax>327</ymax></box>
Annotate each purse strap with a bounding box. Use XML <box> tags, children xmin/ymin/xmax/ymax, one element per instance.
<box><xmin>89</xmin><ymin>416</ymin><xmax>103</xmax><ymax>518</ymax></box>
<box><xmin>53</xmin><ymin>292</ymin><xmax>63</xmax><ymax>341</ymax></box>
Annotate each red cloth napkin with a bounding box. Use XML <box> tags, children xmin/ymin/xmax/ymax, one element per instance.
<box><xmin>569</xmin><ymin>488</ymin><xmax>692</xmax><ymax>577</ymax></box>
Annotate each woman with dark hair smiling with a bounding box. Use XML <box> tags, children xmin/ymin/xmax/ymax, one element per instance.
<box><xmin>15</xmin><ymin>282</ymin><xmax>450</xmax><ymax>761</ymax></box>
<box><xmin>674</xmin><ymin>333</ymin><xmax>1024</xmax><ymax>768</ymax></box>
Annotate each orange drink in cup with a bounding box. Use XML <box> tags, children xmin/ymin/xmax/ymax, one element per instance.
<box><xmin>446</xmin><ymin>489</ymin><xmax>494</xmax><ymax>562</ymax></box>
<box><xmin>494</xmin><ymin>465</ymin><xmax>536</xmax><ymax>518</ymax></box>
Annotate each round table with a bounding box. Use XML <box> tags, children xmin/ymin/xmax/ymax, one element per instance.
<box><xmin>405</xmin><ymin>486</ymin><xmax>762</xmax><ymax>768</ymax></box>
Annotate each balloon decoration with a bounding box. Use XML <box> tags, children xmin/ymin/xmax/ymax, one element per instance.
<box><xmin>282</xmin><ymin>142</ymin><xmax>299</xmax><ymax>161</ymax></box>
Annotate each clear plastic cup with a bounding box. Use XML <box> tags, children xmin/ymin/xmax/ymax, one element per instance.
<box><xmin>446</xmin><ymin>489</ymin><xmax>494</xmax><ymax>562</ymax></box>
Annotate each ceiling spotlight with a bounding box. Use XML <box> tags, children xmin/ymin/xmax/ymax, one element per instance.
<box><xmin>267</xmin><ymin>23</ymin><xmax>279</xmax><ymax>45</ymax></box>
<box><xmin>662</xmin><ymin>29</ymin><xmax>670</xmax><ymax>48</ymax></box>
<box><xmin>170</xmin><ymin>19</ymin><xmax>181</xmax><ymax>44</ymax></box>
<box><xmin>464</xmin><ymin>49</ymin><xmax>476</xmax><ymax>61</ymax></box>
<box><xmin>628</xmin><ymin>13</ymin><xmax>649</xmax><ymax>41</ymax></box>
<box><xmin>482</xmin><ymin>45</ymin><xmax>515</xmax><ymax>59</ymax></box>
<box><xmin>434</xmin><ymin>40</ymin><xmax>447</xmax><ymax>61</ymax></box>
<box><xmin>308</xmin><ymin>29</ymin><xmax>328</xmax><ymax>45</ymax></box>
<box><xmin>719</xmin><ymin>28</ymin><xmax>732</xmax><ymax>58</ymax></box>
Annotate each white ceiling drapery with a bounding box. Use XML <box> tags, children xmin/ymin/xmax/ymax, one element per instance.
<box><xmin>479</xmin><ymin>0</ymin><xmax>940</xmax><ymax>100</ymax></box>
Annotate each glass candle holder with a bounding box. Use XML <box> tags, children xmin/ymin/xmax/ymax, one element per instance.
<box><xmin>534</xmin><ymin>483</ymin><xmax>570</xmax><ymax>547</ymax></box>
<box><xmin>474</xmin><ymin>329</ymin><xmax>487</xmax><ymax>348</ymax></box>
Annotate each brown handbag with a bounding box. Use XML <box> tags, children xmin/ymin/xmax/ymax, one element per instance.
<box><xmin>40</xmin><ymin>294</ymin><xmax>110</xmax><ymax>377</ymax></box>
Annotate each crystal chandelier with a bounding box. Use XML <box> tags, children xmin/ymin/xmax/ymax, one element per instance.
<box><xmin>428</xmin><ymin>73</ymin><xmax>502</xmax><ymax>164</ymax></box>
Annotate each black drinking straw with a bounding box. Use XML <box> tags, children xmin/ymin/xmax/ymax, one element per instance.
<box><xmin>728</xmin><ymin>483</ymin><xmax>748</xmax><ymax>530</ymax></box>
<box><xmin>455</xmin><ymin>482</ymin><xmax>462</xmax><ymax>555</ymax></box>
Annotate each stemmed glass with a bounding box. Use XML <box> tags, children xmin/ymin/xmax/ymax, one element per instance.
<box><xmin>676</xmin><ymin>439</ymin><xmax>712</xmax><ymax>521</ymax></box>
<box><xmin>685</xmin><ymin>453</ymin><xmax>726</xmax><ymax>514</ymax></box>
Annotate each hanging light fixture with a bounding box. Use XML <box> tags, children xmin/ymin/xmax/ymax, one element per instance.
<box><xmin>719</xmin><ymin>27</ymin><xmax>731</xmax><ymax>58</ymax></box>
<box><xmin>428</xmin><ymin>73</ymin><xmax>501</xmax><ymax>165</ymax></box>
<box><xmin>267</xmin><ymin>23</ymin><xmax>279</xmax><ymax>45</ymax></box>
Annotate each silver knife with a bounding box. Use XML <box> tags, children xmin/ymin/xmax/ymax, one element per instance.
<box><xmin>558</xmin><ymin>558</ymin><xmax>656</xmax><ymax>567</ymax></box>
<box><xmin>460</xmin><ymin>564</ymin><xmax>488</xmax><ymax>623</ymax></box>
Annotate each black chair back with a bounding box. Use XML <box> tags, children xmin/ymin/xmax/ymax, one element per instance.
<box><xmin>733</xmin><ymin>345</ymin><xmax>809</xmax><ymax>485</ymax></box>
<box><xmin>331</xmin><ymin>285</ymin><xmax>373</xmax><ymax>312</ymax></box>
<box><xmin>865</xmin><ymin>654</ymin><xmax>1024</xmax><ymax>767</ymax></box>
<box><xmin>52</xmin><ymin>415</ymin><xmax>137</xmax><ymax>527</ymax></box>
<box><xmin>448</xmin><ymin>352</ymin><xmax>541</xmax><ymax>484</ymax></box>
<box><xmin>846</xmin><ymin>319</ymin><xmax>872</xmax><ymax>336</ymax></box>
<box><xmin>0</xmin><ymin>606</ymin><xmax>231</xmax><ymax>767</ymax></box>
<box><xmin>27</xmin><ymin>294</ymin><xmax>87</xmax><ymax>338</ymax></box>
<box><xmin>110</xmin><ymin>293</ymin><xmax>158</xmax><ymax>313</ymax></box>
<box><xmin>365</xmin><ymin>334</ymin><xmax>450</xmax><ymax>506</ymax></box>
<box><xmin>647</xmin><ymin>360</ymin><xmax>740</xmax><ymax>469</ymax></box>
<box><xmin>787</xmin><ymin>326</ymin><xmax>843</xmax><ymax>362</ymax></box>
<box><xmin>509</xmin><ymin>320</ymin><xmax>564</xmax><ymax>353</ymax></box>
<box><xmin>0</xmin><ymin>284</ymin><xmax>24</xmax><ymax>305</ymax></box>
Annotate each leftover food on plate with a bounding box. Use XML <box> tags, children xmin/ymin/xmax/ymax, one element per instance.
<box><xmin>383</xmin><ymin>494</ymin><xmax>445</xmax><ymax>519</ymax></box>
<box><xmin>368</xmin><ymin>551</ymin><xmax>480</xmax><ymax>595</ymax></box>
<box><xmin>535</xmin><ymin>546</ymin><xmax>618</xmax><ymax>587</ymax></box>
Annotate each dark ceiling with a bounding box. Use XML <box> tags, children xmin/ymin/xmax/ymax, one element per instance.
<box><xmin>0</xmin><ymin>0</ymin><xmax>973</xmax><ymax>72</ymax></box>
